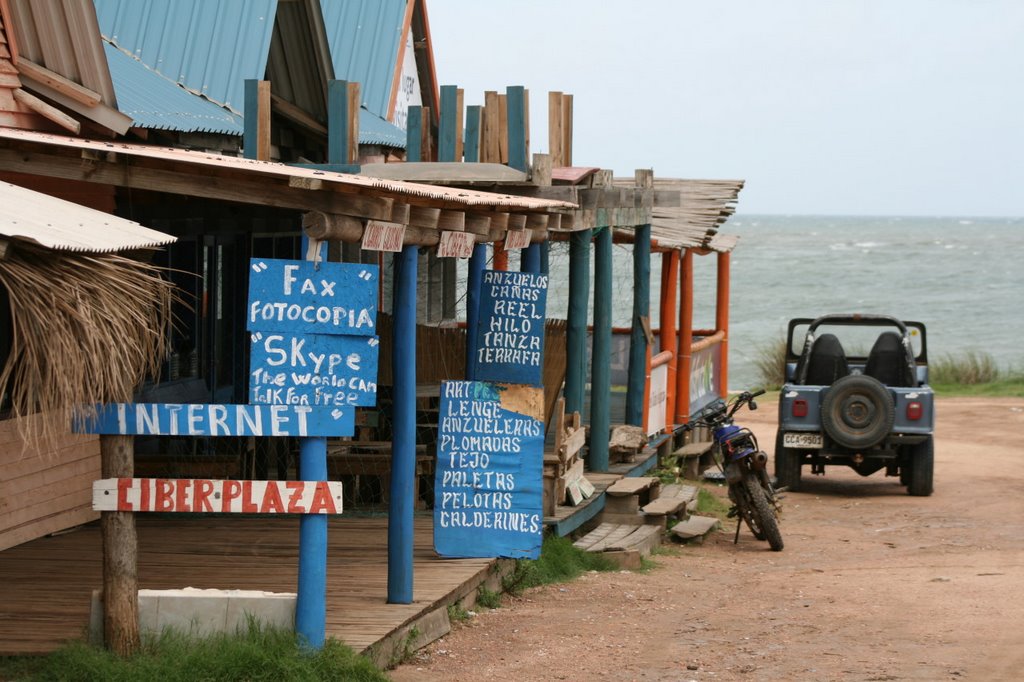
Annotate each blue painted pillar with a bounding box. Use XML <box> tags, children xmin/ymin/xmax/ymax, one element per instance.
<box><xmin>624</xmin><ymin>225</ymin><xmax>651</xmax><ymax>426</ymax></box>
<box><xmin>388</xmin><ymin>244</ymin><xmax>418</xmax><ymax>603</ymax></box>
<box><xmin>590</xmin><ymin>227</ymin><xmax>612</xmax><ymax>472</ymax></box>
<box><xmin>565</xmin><ymin>229</ymin><xmax>592</xmax><ymax>416</ymax></box>
<box><xmin>466</xmin><ymin>244</ymin><xmax>486</xmax><ymax>380</ymax></box>
<box><xmin>295</xmin><ymin>237</ymin><xmax>328</xmax><ymax>649</ymax></box>
<box><xmin>521</xmin><ymin>242</ymin><xmax>542</xmax><ymax>273</ymax></box>
<box><xmin>406</xmin><ymin>106</ymin><xmax>423</xmax><ymax>162</ymax></box>
<box><xmin>540</xmin><ymin>241</ymin><xmax>550</xmax><ymax>275</ymax></box>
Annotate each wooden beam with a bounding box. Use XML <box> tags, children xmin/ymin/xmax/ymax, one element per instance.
<box><xmin>562</xmin><ymin>94</ymin><xmax>573</xmax><ymax>166</ymax></box>
<box><xmin>408</xmin><ymin>206</ymin><xmax>440</xmax><ymax>229</ymax></box>
<box><xmin>100</xmin><ymin>435</ymin><xmax>139</xmax><ymax>656</ymax></box>
<box><xmin>482</xmin><ymin>91</ymin><xmax>499</xmax><ymax>163</ymax></box>
<box><xmin>271</xmin><ymin>93</ymin><xmax>327</xmax><ymax>136</ymax></box>
<box><xmin>15</xmin><ymin>58</ymin><xmax>101</xmax><ymax>107</ymax></box>
<box><xmin>12</xmin><ymin>88</ymin><xmax>79</xmax><ymax>134</ymax></box>
<box><xmin>464</xmin><ymin>212</ymin><xmax>491</xmax><ymax>235</ymax></box>
<box><xmin>303</xmin><ymin>211</ymin><xmax>365</xmax><ymax>242</ymax></box>
<box><xmin>0</xmin><ymin>147</ymin><xmax>395</xmax><ymax>219</ymax></box>
<box><xmin>531</xmin><ymin>153</ymin><xmax>552</xmax><ymax>187</ymax></box>
<box><xmin>437</xmin><ymin>209</ymin><xmax>465</xmax><ymax>231</ymax></box>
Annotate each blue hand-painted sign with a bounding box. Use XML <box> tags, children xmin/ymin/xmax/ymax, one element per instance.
<box><xmin>474</xmin><ymin>270</ymin><xmax>548</xmax><ymax>386</ymax></box>
<box><xmin>247</xmin><ymin>258</ymin><xmax>378</xmax><ymax>336</ymax></box>
<box><xmin>75</xmin><ymin>403</ymin><xmax>355</xmax><ymax>437</ymax></box>
<box><xmin>249</xmin><ymin>331</ymin><xmax>379</xmax><ymax>407</ymax></box>
<box><xmin>433</xmin><ymin>381</ymin><xmax>544</xmax><ymax>559</ymax></box>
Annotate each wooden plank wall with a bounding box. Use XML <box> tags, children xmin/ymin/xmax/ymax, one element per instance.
<box><xmin>0</xmin><ymin>413</ymin><xmax>101</xmax><ymax>551</ymax></box>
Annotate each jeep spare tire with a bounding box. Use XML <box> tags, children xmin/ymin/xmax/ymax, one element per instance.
<box><xmin>820</xmin><ymin>374</ymin><xmax>894</xmax><ymax>449</ymax></box>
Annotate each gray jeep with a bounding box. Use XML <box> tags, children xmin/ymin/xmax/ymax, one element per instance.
<box><xmin>775</xmin><ymin>314</ymin><xmax>934</xmax><ymax>496</ymax></box>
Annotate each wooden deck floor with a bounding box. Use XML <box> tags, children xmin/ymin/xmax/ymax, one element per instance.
<box><xmin>0</xmin><ymin>515</ymin><xmax>493</xmax><ymax>655</ymax></box>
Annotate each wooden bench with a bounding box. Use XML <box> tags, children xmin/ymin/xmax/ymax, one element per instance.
<box><xmin>573</xmin><ymin>522</ymin><xmax>663</xmax><ymax>569</ymax></box>
<box><xmin>602</xmin><ymin>476</ymin><xmax>661</xmax><ymax>524</ymax></box>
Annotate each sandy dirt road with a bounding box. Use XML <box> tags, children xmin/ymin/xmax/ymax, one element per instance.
<box><xmin>390</xmin><ymin>397</ymin><xmax>1024</xmax><ymax>681</ymax></box>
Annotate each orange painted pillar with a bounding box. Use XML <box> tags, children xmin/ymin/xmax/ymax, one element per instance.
<box><xmin>660</xmin><ymin>251</ymin><xmax>679</xmax><ymax>431</ymax></box>
<box><xmin>716</xmin><ymin>251</ymin><xmax>731</xmax><ymax>395</ymax></box>
<box><xmin>492</xmin><ymin>240</ymin><xmax>508</xmax><ymax>271</ymax></box>
<box><xmin>676</xmin><ymin>249</ymin><xmax>694</xmax><ymax>424</ymax></box>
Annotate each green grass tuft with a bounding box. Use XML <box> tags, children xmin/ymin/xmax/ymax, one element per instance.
<box><xmin>0</xmin><ymin>621</ymin><xmax>387</xmax><ymax>682</ymax></box>
<box><xmin>501</xmin><ymin>535</ymin><xmax>618</xmax><ymax>597</ymax></box>
<box><xmin>696</xmin><ymin>486</ymin><xmax>732</xmax><ymax>524</ymax></box>
<box><xmin>475</xmin><ymin>586</ymin><xmax>502</xmax><ymax>609</ymax></box>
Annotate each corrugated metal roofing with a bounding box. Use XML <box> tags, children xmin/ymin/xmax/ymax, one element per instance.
<box><xmin>104</xmin><ymin>42</ymin><xmax>244</xmax><ymax>135</ymax></box>
<box><xmin>320</xmin><ymin>0</ymin><xmax>405</xmax><ymax>119</ymax></box>
<box><xmin>94</xmin><ymin>0</ymin><xmax>276</xmax><ymax>115</ymax></box>
<box><xmin>359</xmin><ymin>108</ymin><xmax>405</xmax><ymax>147</ymax></box>
<box><xmin>0</xmin><ymin>180</ymin><xmax>176</xmax><ymax>252</ymax></box>
<box><xmin>0</xmin><ymin>129</ymin><xmax>576</xmax><ymax>211</ymax></box>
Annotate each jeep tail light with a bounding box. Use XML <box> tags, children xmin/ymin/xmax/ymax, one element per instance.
<box><xmin>792</xmin><ymin>399</ymin><xmax>808</xmax><ymax>418</ymax></box>
<box><xmin>907</xmin><ymin>401</ymin><xmax>923</xmax><ymax>421</ymax></box>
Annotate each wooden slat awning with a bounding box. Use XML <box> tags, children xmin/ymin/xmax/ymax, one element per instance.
<box><xmin>615</xmin><ymin>178</ymin><xmax>745</xmax><ymax>253</ymax></box>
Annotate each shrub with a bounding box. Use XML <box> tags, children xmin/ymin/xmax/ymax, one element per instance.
<box><xmin>753</xmin><ymin>338</ymin><xmax>787</xmax><ymax>390</ymax></box>
<box><xmin>930</xmin><ymin>350</ymin><xmax>1001</xmax><ymax>385</ymax></box>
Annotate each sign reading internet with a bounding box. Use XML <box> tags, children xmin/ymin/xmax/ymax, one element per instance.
<box><xmin>474</xmin><ymin>270</ymin><xmax>548</xmax><ymax>386</ymax></box>
<box><xmin>75</xmin><ymin>403</ymin><xmax>354</xmax><ymax>437</ymax></box>
<box><xmin>247</xmin><ymin>259</ymin><xmax>377</xmax><ymax>335</ymax></box>
<box><xmin>433</xmin><ymin>381</ymin><xmax>544</xmax><ymax>559</ymax></box>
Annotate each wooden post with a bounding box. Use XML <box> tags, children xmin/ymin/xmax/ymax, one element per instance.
<box><xmin>676</xmin><ymin>249</ymin><xmax>695</xmax><ymax>424</ymax></box>
<box><xmin>243</xmin><ymin>79</ymin><xmax>271</xmax><ymax>161</ymax></box>
<box><xmin>548</xmin><ymin>91</ymin><xmax>564</xmax><ymax>168</ymax></box>
<box><xmin>590</xmin><ymin>226</ymin><xmax>612</xmax><ymax>472</ymax></box>
<box><xmin>388</xmin><ymin>244</ymin><xmax>418</xmax><ymax>604</ymax></box>
<box><xmin>295</xmin><ymin>239</ymin><xmax>328</xmax><ymax>649</ymax></box>
<box><xmin>328</xmin><ymin>80</ymin><xmax>360</xmax><ymax>165</ymax></box>
<box><xmin>438</xmin><ymin>85</ymin><xmax>459</xmax><ymax>162</ymax></box>
<box><xmin>464</xmin><ymin>105</ymin><xmax>482</xmax><ymax>163</ymax></box>
<box><xmin>625</xmin><ymin>170</ymin><xmax>653</xmax><ymax>427</ymax></box>
<box><xmin>406</xmin><ymin>105</ymin><xmax>423</xmax><ymax>162</ymax></box>
<box><xmin>100</xmin><ymin>434</ymin><xmax>139</xmax><ymax>656</ymax></box>
<box><xmin>492</xmin><ymin>240</ymin><xmax>508</xmax><ymax>271</ymax></box>
<box><xmin>465</xmin><ymin>102</ymin><xmax>485</xmax><ymax>380</ymax></box>
<box><xmin>482</xmin><ymin>91</ymin><xmax>500</xmax><ymax>163</ymax></box>
<box><xmin>506</xmin><ymin>86</ymin><xmax>528</xmax><ymax>172</ymax></box>
<box><xmin>661</xmin><ymin>250</ymin><xmax>680</xmax><ymax>430</ymax></box>
<box><xmin>716</xmin><ymin>251</ymin><xmax>731</xmax><ymax>395</ymax></box>
<box><xmin>565</xmin><ymin>228</ymin><xmax>592</xmax><ymax>416</ymax></box>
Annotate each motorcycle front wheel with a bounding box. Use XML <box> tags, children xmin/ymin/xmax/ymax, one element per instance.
<box><xmin>738</xmin><ymin>473</ymin><xmax>784</xmax><ymax>551</ymax></box>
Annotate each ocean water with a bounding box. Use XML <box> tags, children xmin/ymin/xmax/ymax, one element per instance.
<box><xmin>541</xmin><ymin>215</ymin><xmax>1024</xmax><ymax>390</ymax></box>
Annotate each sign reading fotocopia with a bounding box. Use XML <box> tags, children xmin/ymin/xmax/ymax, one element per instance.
<box><xmin>474</xmin><ymin>270</ymin><xmax>548</xmax><ymax>386</ymax></box>
<box><xmin>249</xmin><ymin>331</ymin><xmax>379</xmax><ymax>407</ymax></box>
<box><xmin>76</xmin><ymin>403</ymin><xmax>354</xmax><ymax>437</ymax></box>
<box><xmin>246</xmin><ymin>258</ymin><xmax>378</xmax><ymax>336</ymax></box>
<box><xmin>434</xmin><ymin>381</ymin><xmax>544</xmax><ymax>559</ymax></box>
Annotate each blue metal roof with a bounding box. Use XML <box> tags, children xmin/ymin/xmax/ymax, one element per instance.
<box><xmin>359</xmin><ymin>108</ymin><xmax>405</xmax><ymax>148</ymax></box>
<box><xmin>94</xmin><ymin>0</ymin><xmax>276</xmax><ymax>115</ymax></box>
<box><xmin>104</xmin><ymin>42</ymin><xmax>244</xmax><ymax>135</ymax></box>
<box><xmin>320</xmin><ymin>0</ymin><xmax>405</xmax><ymax>119</ymax></box>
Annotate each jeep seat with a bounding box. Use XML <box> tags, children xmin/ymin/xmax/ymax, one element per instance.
<box><xmin>797</xmin><ymin>333</ymin><xmax>850</xmax><ymax>385</ymax></box>
<box><xmin>865</xmin><ymin>331</ymin><xmax>917</xmax><ymax>387</ymax></box>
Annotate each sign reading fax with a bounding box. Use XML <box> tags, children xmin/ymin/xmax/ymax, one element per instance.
<box><xmin>247</xmin><ymin>259</ymin><xmax>378</xmax><ymax>336</ymax></box>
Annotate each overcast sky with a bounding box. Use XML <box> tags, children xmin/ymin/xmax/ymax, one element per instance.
<box><xmin>427</xmin><ymin>1</ymin><xmax>1023</xmax><ymax>217</ymax></box>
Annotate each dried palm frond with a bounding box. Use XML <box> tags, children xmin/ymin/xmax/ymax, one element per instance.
<box><xmin>0</xmin><ymin>241</ymin><xmax>177</xmax><ymax>450</ymax></box>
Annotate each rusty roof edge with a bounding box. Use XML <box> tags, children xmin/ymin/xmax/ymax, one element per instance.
<box><xmin>0</xmin><ymin>128</ymin><xmax>577</xmax><ymax>211</ymax></box>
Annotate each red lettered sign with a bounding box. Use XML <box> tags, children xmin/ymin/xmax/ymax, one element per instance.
<box><xmin>503</xmin><ymin>228</ymin><xmax>532</xmax><ymax>250</ymax></box>
<box><xmin>437</xmin><ymin>231</ymin><xmax>476</xmax><ymax>258</ymax></box>
<box><xmin>92</xmin><ymin>478</ymin><xmax>343</xmax><ymax>514</ymax></box>
<box><xmin>362</xmin><ymin>221</ymin><xmax>405</xmax><ymax>252</ymax></box>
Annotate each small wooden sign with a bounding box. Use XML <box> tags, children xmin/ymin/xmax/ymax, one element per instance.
<box><xmin>503</xmin><ymin>228</ymin><xmax>531</xmax><ymax>250</ymax></box>
<box><xmin>437</xmin><ymin>230</ymin><xmax>476</xmax><ymax>258</ymax></box>
<box><xmin>362</xmin><ymin>220</ymin><xmax>405</xmax><ymax>252</ymax></box>
<box><xmin>93</xmin><ymin>478</ymin><xmax>343</xmax><ymax>514</ymax></box>
<box><xmin>474</xmin><ymin>270</ymin><xmax>548</xmax><ymax>386</ymax></box>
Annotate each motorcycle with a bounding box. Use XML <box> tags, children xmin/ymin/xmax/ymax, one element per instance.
<box><xmin>689</xmin><ymin>390</ymin><xmax>784</xmax><ymax>551</ymax></box>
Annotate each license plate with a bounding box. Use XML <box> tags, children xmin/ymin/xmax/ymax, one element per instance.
<box><xmin>783</xmin><ymin>432</ymin><xmax>823</xmax><ymax>449</ymax></box>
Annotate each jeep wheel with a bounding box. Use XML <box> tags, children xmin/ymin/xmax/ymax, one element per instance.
<box><xmin>820</xmin><ymin>375</ymin><xmax>895</xmax><ymax>449</ymax></box>
<box><xmin>774</xmin><ymin>432</ymin><xmax>802</xmax><ymax>492</ymax></box>
<box><xmin>907</xmin><ymin>436</ymin><xmax>934</xmax><ymax>496</ymax></box>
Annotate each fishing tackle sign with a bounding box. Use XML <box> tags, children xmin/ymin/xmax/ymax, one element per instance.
<box><xmin>433</xmin><ymin>381</ymin><xmax>544</xmax><ymax>559</ymax></box>
<box><xmin>474</xmin><ymin>270</ymin><xmax>548</xmax><ymax>386</ymax></box>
